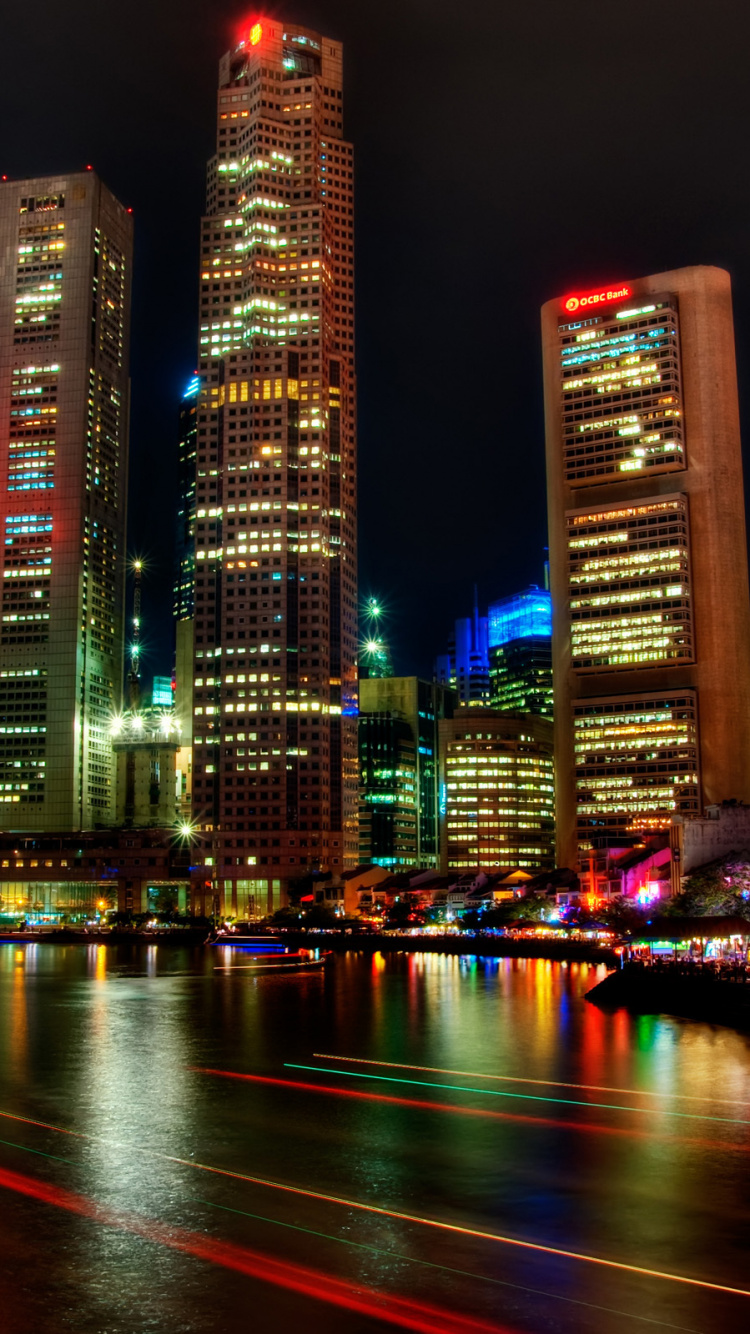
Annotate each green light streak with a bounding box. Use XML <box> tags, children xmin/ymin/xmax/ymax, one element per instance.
<box><xmin>0</xmin><ymin>1136</ymin><xmax>77</xmax><ymax>1166</ymax></box>
<box><xmin>284</xmin><ymin>1064</ymin><xmax>750</xmax><ymax>1128</ymax></box>
<box><xmin>192</xmin><ymin>1197</ymin><xmax>698</xmax><ymax>1332</ymax></box>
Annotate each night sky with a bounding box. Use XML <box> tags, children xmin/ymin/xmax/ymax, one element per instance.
<box><xmin>2</xmin><ymin>0</ymin><xmax>750</xmax><ymax>681</ymax></box>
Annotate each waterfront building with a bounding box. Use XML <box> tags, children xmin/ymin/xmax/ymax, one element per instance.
<box><xmin>0</xmin><ymin>827</ymin><xmax>191</xmax><ymax>921</ymax></box>
<box><xmin>438</xmin><ymin>709</ymin><xmax>555</xmax><ymax>873</ymax></box>
<box><xmin>188</xmin><ymin>18</ymin><xmax>358</xmax><ymax>917</ymax></box>
<box><xmin>358</xmin><ymin>710</ymin><xmax>416</xmax><ymax>866</ymax></box>
<box><xmin>359</xmin><ymin>676</ymin><xmax>455</xmax><ymax>869</ymax></box>
<box><xmin>543</xmin><ymin>267</ymin><xmax>750</xmax><ymax>884</ymax></box>
<box><xmin>0</xmin><ymin>173</ymin><xmax>133</xmax><ymax>830</ymax></box>
<box><xmin>435</xmin><ymin>598</ymin><xmax>490</xmax><ymax>706</ymax></box>
<box><xmin>488</xmin><ymin>587</ymin><xmax>553</xmax><ymax>716</ymax></box>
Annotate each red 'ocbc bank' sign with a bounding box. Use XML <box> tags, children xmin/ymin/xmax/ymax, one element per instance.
<box><xmin>562</xmin><ymin>285</ymin><xmax>631</xmax><ymax>314</ymax></box>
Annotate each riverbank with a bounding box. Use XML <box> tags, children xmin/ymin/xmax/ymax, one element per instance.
<box><xmin>586</xmin><ymin>963</ymin><xmax>750</xmax><ymax>1029</ymax></box>
<box><xmin>283</xmin><ymin>931</ymin><xmax>618</xmax><ymax>965</ymax></box>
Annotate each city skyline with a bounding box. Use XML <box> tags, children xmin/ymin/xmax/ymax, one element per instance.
<box><xmin>6</xmin><ymin>2</ymin><xmax>750</xmax><ymax>683</ymax></box>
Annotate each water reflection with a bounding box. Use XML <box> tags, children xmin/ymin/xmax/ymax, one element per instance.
<box><xmin>0</xmin><ymin>947</ymin><xmax>749</xmax><ymax>1333</ymax></box>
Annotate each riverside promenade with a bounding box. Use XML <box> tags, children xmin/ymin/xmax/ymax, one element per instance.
<box><xmin>284</xmin><ymin>931</ymin><xmax>618</xmax><ymax>965</ymax></box>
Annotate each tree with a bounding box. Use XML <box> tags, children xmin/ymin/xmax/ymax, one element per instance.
<box><xmin>663</xmin><ymin>853</ymin><xmax>750</xmax><ymax>920</ymax></box>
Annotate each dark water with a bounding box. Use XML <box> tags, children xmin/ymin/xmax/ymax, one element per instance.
<box><xmin>1</xmin><ymin>945</ymin><xmax>749</xmax><ymax>1334</ymax></box>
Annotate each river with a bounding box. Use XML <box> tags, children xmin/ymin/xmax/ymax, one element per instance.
<box><xmin>0</xmin><ymin>944</ymin><xmax>748</xmax><ymax>1333</ymax></box>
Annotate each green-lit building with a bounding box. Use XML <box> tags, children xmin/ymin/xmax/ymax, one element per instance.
<box><xmin>358</xmin><ymin>677</ymin><xmax>455</xmax><ymax>868</ymax></box>
<box><xmin>358</xmin><ymin>712</ymin><xmax>417</xmax><ymax>867</ymax></box>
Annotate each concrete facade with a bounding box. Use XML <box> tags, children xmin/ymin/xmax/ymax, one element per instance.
<box><xmin>0</xmin><ymin>175</ymin><xmax>132</xmax><ymax>830</ymax></box>
<box><xmin>543</xmin><ymin>267</ymin><xmax>750</xmax><ymax>870</ymax></box>
<box><xmin>190</xmin><ymin>21</ymin><xmax>357</xmax><ymax>914</ymax></box>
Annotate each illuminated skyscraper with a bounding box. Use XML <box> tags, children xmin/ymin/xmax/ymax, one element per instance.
<box><xmin>488</xmin><ymin>587</ymin><xmax>553</xmax><ymax>716</ymax></box>
<box><xmin>543</xmin><ymin>267</ymin><xmax>750</xmax><ymax>880</ymax></box>
<box><xmin>190</xmin><ymin>18</ymin><xmax>357</xmax><ymax>917</ymax></box>
<box><xmin>0</xmin><ymin>173</ymin><xmax>132</xmax><ymax>829</ymax></box>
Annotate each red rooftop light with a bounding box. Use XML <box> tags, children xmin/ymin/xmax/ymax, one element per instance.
<box><xmin>249</xmin><ymin>21</ymin><xmax>263</xmax><ymax>45</ymax></box>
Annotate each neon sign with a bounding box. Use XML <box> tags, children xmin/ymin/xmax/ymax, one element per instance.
<box><xmin>562</xmin><ymin>284</ymin><xmax>631</xmax><ymax>314</ymax></box>
<box><xmin>249</xmin><ymin>22</ymin><xmax>263</xmax><ymax>45</ymax></box>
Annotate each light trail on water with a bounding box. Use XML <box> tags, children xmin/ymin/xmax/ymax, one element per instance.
<box><xmin>0</xmin><ymin>1164</ymin><xmax>515</xmax><ymax>1334</ymax></box>
<box><xmin>312</xmin><ymin>1053</ymin><xmax>750</xmax><ymax>1108</ymax></box>
<box><xmin>191</xmin><ymin>1066</ymin><xmax>750</xmax><ymax>1154</ymax></box>
<box><xmin>286</xmin><ymin>1063</ymin><xmax>750</xmax><ymax>1128</ymax></box>
<box><xmin>0</xmin><ymin>1106</ymin><xmax>748</xmax><ymax>1301</ymax></box>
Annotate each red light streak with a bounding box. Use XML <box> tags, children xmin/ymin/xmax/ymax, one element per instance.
<box><xmin>312</xmin><ymin>1053</ymin><xmax>750</xmax><ymax>1108</ymax></box>
<box><xmin>0</xmin><ymin>1165</ymin><xmax>514</xmax><ymax>1334</ymax></box>
<box><xmin>189</xmin><ymin>1068</ymin><xmax>750</xmax><ymax>1154</ymax></box>
<box><xmin>0</xmin><ymin>1114</ymin><xmax>748</xmax><ymax>1298</ymax></box>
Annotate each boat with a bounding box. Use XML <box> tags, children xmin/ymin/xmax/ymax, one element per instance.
<box><xmin>210</xmin><ymin>929</ymin><xmax>332</xmax><ymax>973</ymax></box>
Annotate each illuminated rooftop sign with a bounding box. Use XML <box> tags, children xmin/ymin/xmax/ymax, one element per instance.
<box><xmin>562</xmin><ymin>284</ymin><xmax>631</xmax><ymax>314</ymax></box>
<box><xmin>249</xmin><ymin>22</ymin><xmax>263</xmax><ymax>45</ymax></box>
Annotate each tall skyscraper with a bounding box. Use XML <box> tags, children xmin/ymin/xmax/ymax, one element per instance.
<box><xmin>190</xmin><ymin>18</ymin><xmax>357</xmax><ymax>917</ymax></box>
<box><xmin>488</xmin><ymin>587</ymin><xmax>553</xmax><ymax>716</ymax></box>
<box><xmin>543</xmin><ymin>267</ymin><xmax>750</xmax><ymax>876</ymax></box>
<box><xmin>0</xmin><ymin>173</ymin><xmax>132</xmax><ymax>829</ymax></box>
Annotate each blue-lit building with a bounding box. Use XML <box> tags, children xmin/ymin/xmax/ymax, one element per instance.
<box><xmin>488</xmin><ymin>587</ymin><xmax>553</xmax><ymax>716</ymax></box>
<box><xmin>435</xmin><ymin>601</ymin><xmax>490</xmax><ymax>706</ymax></box>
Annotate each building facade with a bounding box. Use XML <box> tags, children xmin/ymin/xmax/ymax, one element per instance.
<box><xmin>435</xmin><ymin>603</ymin><xmax>490</xmax><ymax>706</ymax></box>
<box><xmin>189</xmin><ymin>19</ymin><xmax>357</xmax><ymax>916</ymax></box>
<box><xmin>359</xmin><ymin>676</ymin><xmax>455</xmax><ymax>868</ymax></box>
<box><xmin>488</xmin><ymin>587</ymin><xmax>553</xmax><ymax>716</ymax></box>
<box><xmin>543</xmin><ymin>267</ymin><xmax>750</xmax><ymax>874</ymax></box>
<box><xmin>0</xmin><ymin>173</ymin><xmax>133</xmax><ymax>830</ymax></box>
<box><xmin>438</xmin><ymin>710</ymin><xmax>555</xmax><ymax>873</ymax></box>
<box><xmin>358</xmin><ymin>711</ymin><xmax>416</xmax><ymax>867</ymax></box>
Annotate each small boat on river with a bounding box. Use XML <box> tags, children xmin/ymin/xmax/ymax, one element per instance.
<box><xmin>209</xmin><ymin>929</ymin><xmax>331</xmax><ymax>973</ymax></box>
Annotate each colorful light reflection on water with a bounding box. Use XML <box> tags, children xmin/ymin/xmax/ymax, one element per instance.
<box><xmin>0</xmin><ymin>947</ymin><xmax>749</xmax><ymax>1333</ymax></box>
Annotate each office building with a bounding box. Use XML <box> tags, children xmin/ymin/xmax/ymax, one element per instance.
<box><xmin>358</xmin><ymin>710</ymin><xmax>416</xmax><ymax>867</ymax></box>
<box><xmin>439</xmin><ymin>710</ymin><xmax>555</xmax><ymax>872</ymax></box>
<box><xmin>189</xmin><ymin>19</ymin><xmax>357</xmax><ymax>917</ymax></box>
<box><xmin>488</xmin><ymin>587</ymin><xmax>553</xmax><ymax>716</ymax></box>
<box><xmin>0</xmin><ymin>173</ymin><xmax>133</xmax><ymax>829</ymax></box>
<box><xmin>543</xmin><ymin>267</ymin><xmax>750</xmax><ymax>877</ymax></box>
<box><xmin>175</xmin><ymin>374</ymin><xmax>199</xmax><ymax>623</ymax></box>
<box><xmin>359</xmin><ymin>676</ymin><xmax>455</xmax><ymax>868</ymax></box>
<box><xmin>435</xmin><ymin>599</ymin><xmax>490</xmax><ymax>706</ymax></box>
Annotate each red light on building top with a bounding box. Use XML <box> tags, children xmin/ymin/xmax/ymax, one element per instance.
<box><xmin>562</xmin><ymin>283</ymin><xmax>631</xmax><ymax>314</ymax></box>
<box><xmin>249</xmin><ymin>21</ymin><xmax>263</xmax><ymax>45</ymax></box>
